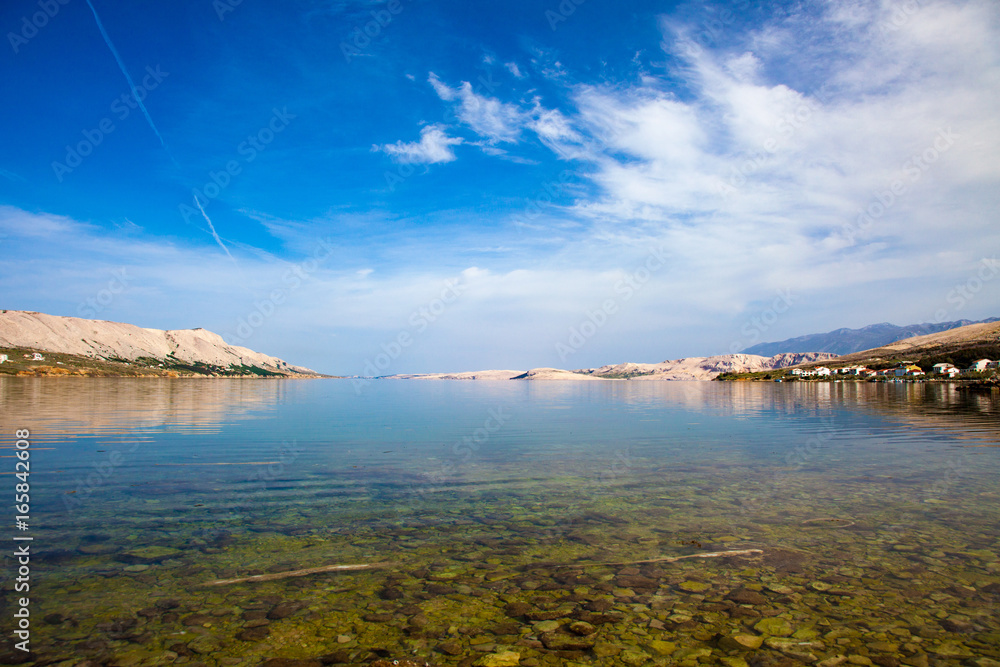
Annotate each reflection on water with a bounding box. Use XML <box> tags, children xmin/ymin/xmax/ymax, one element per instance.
<box><xmin>1</xmin><ymin>378</ymin><xmax>998</xmax><ymax>666</ymax></box>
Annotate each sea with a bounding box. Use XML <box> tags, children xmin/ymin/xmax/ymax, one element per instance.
<box><xmin>2</xmin><ymin>377</ymin><xmax>999</xmax><ymax>666</ymax></box>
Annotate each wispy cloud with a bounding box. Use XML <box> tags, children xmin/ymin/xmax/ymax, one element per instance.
<box><xmin>193</xmin><ymin>195</ymin><xmax>238</xmax><ymax>265</ymax></box>
<box><xmin>428</xmin><ymin>73</ymin><xmax>525</xmax><ymax>144</ymax></box>
<box><xmin>373</xmin><ymin>124</ymin><xmax>463</xmax><ymax>164</ymax></box>
<box><xmin>84</xmin><ymin>0</ymin><xmax>178</xmax><ymax>167</ymax></box>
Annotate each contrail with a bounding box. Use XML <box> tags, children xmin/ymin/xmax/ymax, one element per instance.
<box><xmin>84</xmin><ymin>0</ymin><xmax>179</xmax><ymax>167</ymax></box>
<box><xmin>193</xmin><ymin>195</ymin><xmax>237</xmax><ymax>264</ymax></box>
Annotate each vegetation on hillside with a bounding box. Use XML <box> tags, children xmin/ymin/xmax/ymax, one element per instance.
<box><xmin>0</xmin><ymin>347</ymin><xmax>323</xmax><ymax>378</ymax></box>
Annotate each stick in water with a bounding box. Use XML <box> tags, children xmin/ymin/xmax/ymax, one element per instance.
<box><xmin>561</xmin><ymin>549</ymin><xmax>765</xmax><ymax>568</ymax></box>
<box><xmin>199</xmin><ymin>562</ymin><xmax>395</xmax><ymax>586</ymax></box>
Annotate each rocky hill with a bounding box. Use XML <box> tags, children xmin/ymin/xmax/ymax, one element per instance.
<box><xmin>383</xmin><ymin>353</ymin><xmax>837</xmax><ymax>382</ymax></box>
<box><xmin>574</xmin><ymin>352</ymin><xmax>838</xmax><ymax>381</ymax></box>
<box><xmin>742</xmin><ymin>317</ymin><xmax>999</xmax><ymax>356</ymax></box>
<box><xmin>793</xmin><ymin>320</ymin><xmax>1000</xmax><ymax>370</ymax></box>
<box><xmin>0</xmin><ymin>310</ymin><xmax>321</xmax><ymax>377</ymax></box>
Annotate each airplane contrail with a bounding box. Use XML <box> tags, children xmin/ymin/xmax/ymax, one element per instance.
<box><xmin>193</xmin><ymin>195</ymin><xmax>238</xmax><ymax>264</ymax></box>
<box><xmin>84</xmin><ymin>0</ymin><xmax>179</xmax><ymax>168</ymax></box>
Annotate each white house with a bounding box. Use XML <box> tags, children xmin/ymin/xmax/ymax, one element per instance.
<box><xmin>32</xmin><ymin>352</ymin><xmax>44</xmax><ymax>361</ymax></box>
<box><xmin>815</xmin><ymin>367</ymin><xmax>832</xmax><ymax>376</ymax></box>
<box><xmin>967</xmin><ymin>359</ymin><xmax>992</xmax><ymax>373</ymax></box>
<box><xmin>932</xmin><ymin>362</ymin><xmax>960</xmax><ymax>376</ymax></box>
<box><xmin>0</xmin><ymin>354</ymin><xmax>7</xmax><ymax>364</ymax></box>
<box><xmin>789</xmin><ymin>369</ymin><xmax>803</xmax><ymax>376</ymax></box>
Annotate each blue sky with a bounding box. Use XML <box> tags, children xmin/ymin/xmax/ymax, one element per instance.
<box><xmin>1</xmin><ymin>0</ymin><xmax>998</xmax><ymax>374</ymax></box>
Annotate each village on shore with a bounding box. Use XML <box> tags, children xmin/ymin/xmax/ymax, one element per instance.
<box><xmin>746</xmin><ymin>358</ymin><xmax>999</xmax><ymax>383</ymax></box>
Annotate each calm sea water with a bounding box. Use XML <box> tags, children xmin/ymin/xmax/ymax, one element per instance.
<box><xmin>2</xmin><ymin>378</ymin><xmax>999</xmax><ymax>666</ymax></box>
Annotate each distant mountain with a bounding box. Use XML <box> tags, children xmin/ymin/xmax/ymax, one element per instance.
<box><xmin>742</xmin><ymin>318</ymin><xmax>1000</xmax><ymax>356</ymax></box>
<box><xmin>0</xmin><ymin>310</ymin><xmax>321</xmax><ymax>377</ymax></box>
<box><xmin>794</xmin><ymin>320</ymin><xmax>1000</xmax><ymax>370</ymax></box>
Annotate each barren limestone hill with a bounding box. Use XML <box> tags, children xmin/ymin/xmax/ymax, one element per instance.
<box><xmin>383</xmin><ymin>353</ymin><xmax>838</xmax><ymax>382</ymax></box>
<box><xmin>0</xmin><ymin>310</ymin><xmax>321</xmax><ymax>377</ymax></box>
<box><xmin>575</xmin><ymin>352</ymin><xmax>838</xmax><ymax>381</ymax></box>
<box><xmin>792</xmin><ymin>320</ymin><xmax>1000</xmax><ymax>370</ymax></box>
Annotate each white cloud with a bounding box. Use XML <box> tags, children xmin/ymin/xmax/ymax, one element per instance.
<box><xmin>428</xmin><ymin>73</ymin><xmax>525</xmax><ymax>144</ymax></box>
<box><xmin>373</xmin><ymin>124</ymin><xmax>462</xmax><ymax>164</ymax></box>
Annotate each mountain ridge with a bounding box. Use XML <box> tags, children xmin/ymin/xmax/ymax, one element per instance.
<box><xmin>742</xmin><ymin>317</ymin><xmax>1000</xmax><ymax>356</ymax></box>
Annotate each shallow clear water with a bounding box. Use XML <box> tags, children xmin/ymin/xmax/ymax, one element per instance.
<box><xmin>2</xmin><ymin>378</ymin><xmax>999</xmax><ymax>666</ymax></box>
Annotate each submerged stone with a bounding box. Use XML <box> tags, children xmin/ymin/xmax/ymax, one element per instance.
<box><xmin>719</xmin><ymin>634</ymin><xmax>764</xmax><ymax>650</ymax></box>
<box><xmin>755</xmin><ymin>617</ymin><xmax>793</xmax><ymax>636</ymax></box>
<box><xmin>121</xmin><ymin>546</ymin><xmax>182</xmax><ymax>563</ymax></box>
<box><xmin>620</xmin><ymin>649</ymin><xmax>653</xmax><ymax>666</ymax></box>
<box><xmin>648</xmin><ymin>639</ymin><xmax>676</xmax><ymax>655</ymax></box>
<box><xmin>678</xmin><ymin>580</ymin><xmax>711</xmax><ymax>593</ymax></box>
<box><xmin>475</xmin><ymin>651</ymin><xmax>520</xmax><ymax>666</ymax></box>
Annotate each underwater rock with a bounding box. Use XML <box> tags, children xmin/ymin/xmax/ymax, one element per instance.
<box><xmin>378</xmin><ymin>587</ymin><xmax>404</xmax><ymax>600</ymax></box>
<box><xmin>539</xmin><ymin>632</ymin><xmax>594</xmax><ymax>651</ymax></box>
<box><xmin>438</xmin><ymin>640</ymin><xmax>463</xmax><ymax>656</ymax></box>
<box><xmin>754</xmin><ymin>617</ymin><xmax>793</xmax><ymax>636</ymax></box>
<box><xmin>678</xmin><ymin>580</ymin><xmax>711</xmax><ymax>593</ymax></box>
<box><xmin>616</xmin><ymin>574</ymin><xmax>658</xmax><ymax>590</ymax></box>
<box><xmin>568</xmin><ymin>621</ymin><xmax>596</xmax><ymax>636</ymax></box>
<box><xmin>236</xmin><ymin>626</ymin><xmax>270</xmax><ymax>641</ymax></box>
<box><xmin>504</xmin><ymin>602</ymin><xmax>532</xmax><ymax>618</ymax></box>
<box><xmin>619</xmin><ymin>648</ymin><xmax>653</xmax><ymax>666</ymax></box>
<box><xmin>182</xmin><ymin>613</ymin><xmax>213</xmax><ymax>626</ymax></box>
<box><xmin>474</xmin><ymin>651</ymin><xmax>521</xmax><ymax>667</ymax></box>
<box><xmin>187</xmin><ymin>636</ymin><xmax>222</xmax><ymax>655</ymax></box>
<box><xmin>267</xmin><ymin>601</ymin><xmax>307</xmax><ymax>620</ymax></box>
<box><xmin>315</xmin><ymin>649</ymin><xmax>352</xmax><ymax>664</ymax></box>
<box><xmin>78</xmin><ymin>543</ymin><xmax>117</xmax><ymax>555</ymax></box>
<box><xmin>120</xmin><ymin>546</ymin><xmax>183</xmax><ymax>563</ymax></box>
<box><xmin>718</xmin><ymin>634</ymin><xmax>764</xmax><ymax>650</ymax></box>
<box><xmin>726</xmin><ymin>588</ymin><xmax>768</xmax><ymax>605</ymax></box>
<box><xmin>647</xmin><ymin>639</ymin><xmax>676</xmax><ymax>655</ymax></box>
<box><xmin>584</xmin><ymin>599</ymin><xmax>613</xmax><ymax>612</ymax></box>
